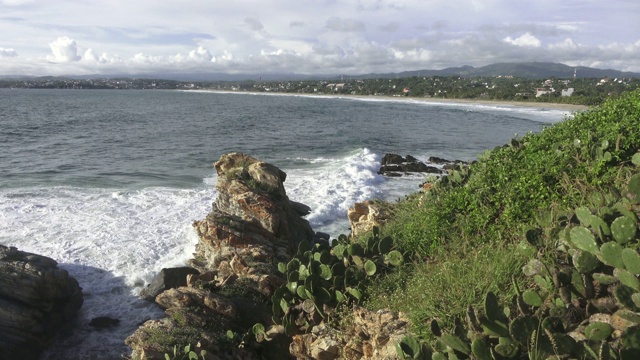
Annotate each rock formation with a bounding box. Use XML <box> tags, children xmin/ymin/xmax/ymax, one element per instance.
<box><xmin>126</xmin><ymin>153</ymin><xmax>314</xmax><ymax>359</ymax></box>
<box><xmin>0</xmin><ymin>245</ymin><xmax>83</xmax><ymax>360</ymax></box>
<box><xmin>347</xmin><ymin>200</ymin><xmax>393</xmax><ymax>238</ymax></box>
<box><xmin>378</xmin><ymin>153</ymin><xmax>442</xmax><ymax>176</ymax></box>
<box><xmin>289</xmin><ymin>307</ymin><xmax>409</xmax><ymax>360</ymax></box>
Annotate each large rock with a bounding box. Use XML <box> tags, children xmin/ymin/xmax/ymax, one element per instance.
<box><xmin>0</xmin><ymin>245</ymin><xmax>83</xmax><ymax>360</ymax></box>
<box><xmin>190</xmin><ymin>152</ymin><xmax>314</xmax><ymax>287</ymax></box>
<box><xmin>127</xmin><ymin>153</ymin><xmax>313</xmax><ymax>359</ymax></box>
<box><xmin>289</xmin><ymin>307</ymin><xmax>410</xmax><ymax>360</ymax></box>
<box><xmin>347</xmin><ymin>200</ymin><xmax>392</xmax><ymax>238</ymax></box>
<box><xmin>378</xmin><ymin>153</ymin><xmax>442</xmax><ymax>176</ymax></box>
<box><xmin>139</xmin><ymin>267</ymin><xmax>200</xmax><ymax>302</ymax></box>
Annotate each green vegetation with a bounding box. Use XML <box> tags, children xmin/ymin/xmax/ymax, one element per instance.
<box><xmin>262</xmin><ymin>228</ymin><xmax>404</xmax><ymax>337</ymax></box>
<box><xmin>365</xmin><ymin>90</ymin><xmax>640</xmax><ymax>358</ymax></box>
<box><xmin>250</xmin><ymin>90</ymin><xmax>640</xmax><ymax>358</ymax></box>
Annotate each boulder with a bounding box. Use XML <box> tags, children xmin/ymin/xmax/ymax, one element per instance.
<box><xmin>347</xmin><ymin>200</ymin><xmax>392</xmax><ymax>238</ymax></box>
<box><xmin>289</xmin><ymin>307</ymin><xmax>409</xmax><ymax>360</ymax></box>
<box><xmin>0</xmin><ymin>245</ymin><xmax>83</xmax><ymax>360</ymax></box>
<box><xmin>190</xmin><ymin>152</ymin><xmax>314</xmax><ymax>285</ymax></box>
<box><xmin>127</xmin><ymin>153</ymin><xmax>313</xmax><ymax>359</ymax></box>
<box><xmin>378</xmin><ymin>153</ymin><xmax>442</xmax><ymax>176</ymax></box>
<box><xmin>139</xmin><ymin>267</ymin><xmax>200</xmax><ymax>302</ymax></box>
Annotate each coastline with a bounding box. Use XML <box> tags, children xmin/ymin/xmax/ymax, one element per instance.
<box><xmin>185</xmin><ymin>89</ymin><xmax>590</xmax><ymax>112</ymax></box>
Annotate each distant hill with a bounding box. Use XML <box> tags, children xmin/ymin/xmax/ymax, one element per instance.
<box><xmin>2</xmin><ymin>62</ymin><xmax>638</xmax><ymax>82</ymax></box>
<box><xmin>358</xmin><ymin>62</ymin><xmax>640</xmax><ymax>80</ymax></box>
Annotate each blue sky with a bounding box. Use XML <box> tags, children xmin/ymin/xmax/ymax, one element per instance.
<box><xmin>1</xmin><ymin>0</ymin><xmax>639</xmax><ymax>77</ymax></box>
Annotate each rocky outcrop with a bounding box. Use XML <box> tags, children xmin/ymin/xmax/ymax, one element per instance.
<box><xmin>347</xmin><ymin>200</ymin><xmax>392</xmax><ymax>238</ymax></box>
<box><xmin>289</xmin><ymin>307</ymin><xmax>410</xmax><ymax>360</ymax></box>
<box><xmin>0</xmin><ymin>245</ymin><xmax>83</xmax><ymax>360</ymax></box>
<box><xmin>127</xmin><ymin>153</ymin><xmax>314</xmax><ymax>359</ymax></box>
<box><xmin>139</xmin><ymin>267</ymin><xmax>200</xmax><ymax>302</ymax></box>
<box><xmin>378</xmin><ymin>154</ymin><xmax>442</xmax><ymax>176</ymax></box>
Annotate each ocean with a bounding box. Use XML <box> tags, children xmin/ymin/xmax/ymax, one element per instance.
<box><xmin>0</xmin><ymin>89</ymin><xmax>574</xmax><ymax>358</ymax></box>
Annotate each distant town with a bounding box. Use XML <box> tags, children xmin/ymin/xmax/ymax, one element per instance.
<box><xmin>1</xmin><ymin>74</ymin><xmax>638</xmax><ymax>106</ymax></box>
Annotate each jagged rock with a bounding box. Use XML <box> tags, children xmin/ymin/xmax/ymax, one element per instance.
<box><xmin>139</xmin><ymin>267</ymin><xmax>200</xmax><ymax>302</ymax></box>
<box><xmin>190</xmin><ymin>153</ymin><xmax>314</xmax><ymax>289</ymax></box>
<box><xmin>127</xmin><ymin>153</ymin><xmax>312</xmax><ymax>359</ymax></box>
<box><xmin>0</xmin><ymin>245</ymin><xmax>83</xmax><ymax>360</ymax></box>
<box><xmin>347</xmin><ymin>199</ymin><xmax>392</xmax><ymax>237</ymax></box>
<box><xmin>378</xmin><ymin>153</ymin><xmax>442</xmax><ymax>176</ymax></box>
<box><xmin>289</xmin><ymin>307</ymin><xmax>409</xmax><ymax>360</ymax></box>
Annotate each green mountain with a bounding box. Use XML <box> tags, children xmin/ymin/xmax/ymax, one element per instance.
<box><xmin>365</xmin><ymin>62</ymin><xmax>640</xmax><ymax>79</ymax></box>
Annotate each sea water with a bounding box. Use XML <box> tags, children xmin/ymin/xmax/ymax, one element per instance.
<box><xmin>0</xmin><ymin>89</ymin><xmax>574</xmax><ymax>358</ymax></box>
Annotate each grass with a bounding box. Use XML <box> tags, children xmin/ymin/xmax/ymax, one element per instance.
<box><xmin>361</xmin><ymin>90</ymin><xmax>640</xmax><ymax>338</ymax></box>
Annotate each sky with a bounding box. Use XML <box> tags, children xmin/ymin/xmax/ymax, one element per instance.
<box><xmin>1</xmin><ymin>0</ymin><xmax>639</xmax><ymax>78</ymax></box>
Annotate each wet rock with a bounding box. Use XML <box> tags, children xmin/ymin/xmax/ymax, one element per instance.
<box><xmin>0</xmin><ymin>245</ymin><xmax>83</xmax><ymax>360</ymax></box>
<box><xmin>139</xmin><ymin>267</ymin><xmax>200</xmax><ymax>302</ymax></box>
<box><xmin>378</xmin><ymin>153</ymin><xmax>442</xmax><ymax>176</ymax></box>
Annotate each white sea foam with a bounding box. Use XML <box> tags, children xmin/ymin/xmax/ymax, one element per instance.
<box><xmin>0</xmin><ymin>186</ymin><xmax>214</xmax><ymax>358</ymax></box>
<box><xmin>285</xmin><ymin>148</ymin><xmax>409</xmax><ymax>237</ymax></box>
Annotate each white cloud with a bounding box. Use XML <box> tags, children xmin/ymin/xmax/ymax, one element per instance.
<box><xmin>188</xmin><ymin>46</ymin><xmax>213</xmax><ymax>62</ymax></box>
<box><xmin>549</xmin><ymin>38</ymin><xmax>578</xmax><ymax>50</ymax></box>
<box><xmin>503</xmin><ymin>32</ymin><xmax>541</xmax><ymax>47</ymax></box>
<box><xmin>47</xmin><ymin>36</ymin><xmax>81</xmax><ymax>63</ymax></box>
<box><xmin>0</xmin><ymin>47</ymin><xmax>18</xmax><ymax>57</ymax></box>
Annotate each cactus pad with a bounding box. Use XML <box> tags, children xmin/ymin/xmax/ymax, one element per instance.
<box><xmin>628</xmin><ymin>174</ymin><xmax>640</xmax><ymax>203</ymax></box>
<box><xmin>611</xmin><ymin>216</ymin><xmax>637</xmax><ymax>244</ymax></box>
<box><xmin>575</xmin><ymin>206</ymin><xmax>593</xmax><ymax>226</ymax></box>
<box><xmin>570</xmin><ymin>226</ymin><xmax>599</xmax><ymax>253</ymax></box>
<box><xmin>622</xmin><ymin>248</ymin><xmax>640</xmax><ymax>274</ymax></box>
<box><xmin>573</xmin><ymin>250</ymin><xmax>600</xmax><ymax>274</ymax></box>
<box><xmin>616</xmin><ymin>269</ymin><xmax>640</xmax><ymax>291</ymax></box>
<box><xmin>584</xmin><ymin>322</ymin><xmax>613</xmax><ymax>341</ymax></box>
<box><xmin>522</xmin><ymin>290</ymin><xmax>544</xmax><ymax>307</ymax></box>
<box><xmin>598</xmin><ymin>241</ymin><xmax>625</xmax><ymax>269</ymax></box>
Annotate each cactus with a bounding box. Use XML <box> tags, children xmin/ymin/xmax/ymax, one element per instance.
<box><xmin>584</xmin><ymin>322</ymin><xmax>614</xmax><ymax>341</ymax></box>
<box><xmin>509</xmin><ymin>316</ymin><xmax>538</xmax><ymax>346</ymax></box>
<box><xmin>633</xmin><ymin>153</ymin><xmax>640</xmax><ymax>166</ymax></box>
<box><xmin>628</xmin><ymin>174</ymin><xmax>640</xmax><ymax>203</ymax></box>
<box><xmin>575</xmin><ymin>206</ymin><xmax>593</xmax><ymax>226</ymax></box>
<box><xmin>386</xmin><ymin>250</ymin><xmax>404</xmax><ymax>267</ymax></box>
<box><xmin>590</xmin><ymin>215</ymin><xmax>611</xmax><ymax>239</ymax></box>
<box><xmin>439</xmin><ymin>334</ymin><xmax>470</xmax><ymax>355</ymax></box>
<box><xmin>364</xmin><ymin>260</ymin><xmax>377</xmax><ymax>276</ymax></box>
<box><xmin>622</xmin><ymin>248</ymin><xmax>640</xmax><ymax>274</ymax></box>
<box><xmin>522</xmin><ymin>289</ymin><xmax>544</xmax><ymax>307</ymax></box>
<box><xmin>614</xmin><ymin>285</ymin><xmax>639</xmax><ymax>310</ymax></box>
<box><xmin>573</xmin><ymin>250</ymin><xmax>600</xmax><ymax>274</ymax></box>
<box><xmin>616</xmin><ymin>269</ymin><xmax>640</xmax><ymax>291</ymax></box>
<box><xmin>479</xmin><ymin>316</ymin><xmax>510</xmax><ymax>337</ymax></box>
<box><xmin>471</xmin><ymin>338</ymin><xmax>491</xmax><ymax>360</ymax></box>
<box><xmin>621</xmin><ymin>325</ymin><xmax>640</xmax><ymax>355</ymax></box>
<box><xmin>484</xmin><ymin>292</ymin><xmax>502</xmax><ymax>322</ymax></box>
<box><xmin>570</xmin><ymin>226</ymin><xmax>599</xmax><ymax>254</ymax></box>
<box><xmin>395</xmin><ymin>335</ymin><xmax>426</xmax><ymax>360</ymax></box>
<box><xmin>593</xmin><ymin>272</ymin><xmax>618</xmax><ymax>285</ymax></box>
<box><xmin>494</xmin><ymin>337</ymin><xmax>518</xmax><ymax>358</ymax></box>
<box><xmin>611</xmin><ymin>216</ymin><xmax>637</xmax><ymax>244</ymax></box>
<box><xmin>598</xmin><ymin>241</ymin><xmax>625</xmax><ymax>269</ymax></box>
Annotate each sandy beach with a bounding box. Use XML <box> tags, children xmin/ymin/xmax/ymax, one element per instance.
<box><xmin>188</xmin><ymin>89</ymin><xmax>590</xmax><ymax>112</ymax></box>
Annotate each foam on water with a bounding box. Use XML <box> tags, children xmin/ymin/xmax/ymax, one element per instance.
<box><xmin>0</xmin><ymin>185</ymin><xmax>214</xmax><ymax>358</ymax></box>
<box><xmin>286</xmin><ymin>148</ymin><xmax>396</xmax><ymax>237</ymax></box>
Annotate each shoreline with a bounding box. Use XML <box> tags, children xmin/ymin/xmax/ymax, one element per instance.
<box><xmin>185</xmin><ymin>89</ymin><xmax>590</xmax><ymax>112</ymax></box>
